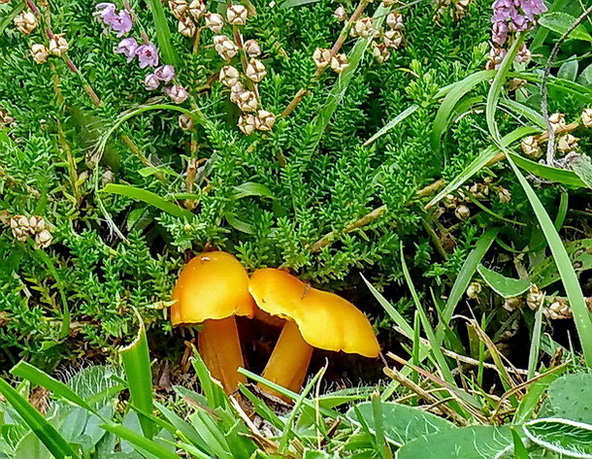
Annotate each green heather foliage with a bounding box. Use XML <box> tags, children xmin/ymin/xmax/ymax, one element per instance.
<box><xmin>0</xmin><ymin>0</ymin><xmax>590</xmax><ymax>372</ymax></box>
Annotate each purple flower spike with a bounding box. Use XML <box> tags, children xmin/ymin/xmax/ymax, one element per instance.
<box><xmin>144</xmin><ymin>73</ymin><xmax>160</xmax><ymax>90</ymax></box>
<box><xmin>94</xmin><ymin>3</ymin><xmax>118</xmax><ymax>24</ymax></box>
<box><xmin>154</xmin><ymin>65</ymin><xmax>175</xmax><ymax>82</ymax></box>
<box><xmin>491</xmin><ymin>21</ymin><xmax>508</xmax><ymax>46</ymax></box>
<box><xmin>135</xmin><ymin>43</ymin><xmax>159</xmax><ymax>68</ymax></box>
<box><xmin>116</xmin><ymin>37</ymin><xmax>139</xmax><ymax>62</ymax></box>
<box><xmin>492</xmin><ymin>0</ymin><xmax>516</xmax><ymax>22</ymax></box>
<box><xmin>111</xmin><ymin>10</ymin><xmax>133</xmax><ymax>37</ymax></box>
<box><xmin>520</xmin><ymin>0</ymin><xmax>547</xmax><ymax>20</ymax></box>
<box><xmin>164</xmin><ymin>85</ymin><xmax>188</xmax><ymax>104</ymax></box>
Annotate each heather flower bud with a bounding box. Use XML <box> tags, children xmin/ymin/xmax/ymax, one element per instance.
<box><xmin>238</xmin><ymin>113</ymin><xmax>258</xmax><ymax>135</ymax></box>
<box><xmin>0</xmin><ymin>109</ymin><xmax>14</xmax><ymax>126</ymax></box>
<box><xmin>14</xmin><ymin>11</ymin><xmax>37</xmax><ymax>35</ymax></box>
<box><xmin>351</xmin><ymin>17</ymin><xmax>375</xmax><ymax>38</ymax></box>
<box><xmin>557</xmin><ymin>134</ymin><xmax>578</xmax><ymax>153</ymax></box>
<box><xmin>10</xmin><ymin>215</ymin><xmax>32</xmax><ymax>242</ymax></box>
<box><xmin>466</xmin><ymin>282</ymin><xmax>482</xmax><ymax>299</ymax></box>
<box><xmin>144</xmin><ymin>73</ymin><xmax>160</xmax><ymax>90</ymax></box>
<box><xmin>549</xmin><ymin>112</ymin><xmax>566</xmax><ymax>131</ymax></box>
<box><xmin>386</xmin><ymin>11</ymin><xmax>404</xmax><ymax>30</ymax></box>
<box><xmin>35</xmin><ymin>229</ymin><xmax>53</xmax><ymax>249</ymax></box>
<box><xmin>526</xmin><ymin>285</ymin><xmax>544</xmax><ymax>311</ymax></box>
<box><xmin>380</xmin><ymin>0</ymin><xmax>397</xmax><ymax>6</ymax></box>
<box><xmin>235</xmin><ymin>90</ymin><xmax>258</xmax><ymax>112</ymax></box>
<box><xmin>486</xmin><ymin>47</ymin><xmax>507</xmax><ymax>70</ymax></box>
<box><xmin>372</xmin><ymin>43</ymin><xmax>390</xmax><ymax>64</ymax></box>
<box><xmin>256</xmin><ymin>110</ymin><xmax>276</xmax><ymax>131</ymax></box>
<box><xmin>116</xmin><ymin>37</ymin><xmax>139</xmax><ymax>62</ymax></box>
<box><xmin>244</xmin><ymin>39</ymin><xmax>261</xmax><ymax>57</ymax></box>
<box><xmin>168</xmin><ymin>0</ymin><xmax>188</xmax><ymax>19</ymax></box>
<box><xmin>520</xmin><ymin>136</ymin><xmax>542</xmax><ymax>159</ymax></box>
<box><xmin>178</xmin><ymin>16</ymin><xmax>197</xmax><ymax>37</ymax></box>
<box><xmin>213</xmin><ymin>35</ymin><xmax>238</xmax><ymax>60</ymax></box>
<box><xmin>313</xmin><ymin>48</ymin><xmax>331</xmax><ymax>68</ymax></box>
<box><xmin>219</xmin><ymin>65</ymin><xmax>240</xmax><ymax>87</ymax></box>
<box><xmin>226</xmin><ymin>4</ymin><xmax>248</xmax><ymax>25</ymax></box>
<box><xmin>31</xmin><ymin>44</ymin><xmax>49</xmax><ymax>64</ymax></box>
<box><xmin>454</xmin><ymin>205</ymin><xmax>470</xmax><ymax>220</ymax></box>
<box><xmin>205</xmin><ymin>12</ymin><xmax>224</xmax><ymax>33</ymax></box>
<box><xmin>330</xmin><ymin>53</ymin><xmax>349</xmax><ymax>73</ymax></box>
<box><xmin>186</xmin><ymin>0</ymin><xmax>205</xmax><ymax>19</ymax></box>
<box><xmin>229</xmin><ymin>82</ymin><xmax>245</xmax><ymax>104</ymax></box>
<box><xmin>498</xmin><ymin>187</ymin><xmax>511</xmax><ymax>203</ymax></box>
<box><xmin>245</xmin><ymin>58</ymin><xmax>267</xmax><ymax>82</ymax></box>
<box><xmin>582</xmin><ymin>108</ymin><xmax>592</xmax><ymax>128</ymax></box>
<box><xmin>178</xmin><ymin>113</ymin><xmax>194</xmax><ymax>130</ymax></box>
<box><xmin>49</xmin><ymin>34</ymin><xmax>69</xmax><ymax>57</ymax></box>
<box><xmin>545</xmin><ymin>299</ymin><xmax>571</xmax><ymax>320</ymax></box>
<box><xmin>383</xmin><ymin>30</ymin><xmax>403</xmax><ymax>49</ymax></box>
<box><xmin>135</xmin><ymin>43</ymin><xmax>159</xmax><ymax>68</ymax></box>
<box><xmin>29</xmin><ymin>216</ymin><xmax>46</xmax><ymax>232</ymax></box>
<box><xmin>334</xmin><ymin>5</ymin><xmax>347</xmax><ymax>21</ymax></box>
<box><xmin>515</xmin><ymin>43</ymin><xmax>531</xmax><ymax>64</ymax></box>
<box><xmin>154</xmin><ymin>64</ymin><xmax>176</xmax><ymax>82</ymax></box>
<box><xmin>164</xmin><ymin>85</ymin><xmax>189</xmax><ymax>103</ymax></box>
<box><xmin>503</xmin><ymin>297</ymin><xmax>523</xmax><ymax>312</ymax></box>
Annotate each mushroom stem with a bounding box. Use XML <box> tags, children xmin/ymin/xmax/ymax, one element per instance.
<box><xmin>198</xmin><ymin>316</ymin><xmax>246</xmax><ymax>394</ymax></box>
<box><xmin>260</xmin><ymin>320</ymin><xmax>313</xmax><ymax>398</ymax></box>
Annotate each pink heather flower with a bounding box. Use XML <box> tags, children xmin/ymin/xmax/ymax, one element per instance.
<box><xmin>491</xmin><ymin>21</ymin><xmax>508</xmax><ymax>46</ymax></box>
<box><xmin>135</xmin><ymin>43</ymin><xmax>159</xmax><ymax>68</ymax></box>
<box><xmin>164</xmin><ymin>85</ymin><xmax>188</xmax><ymax>104</ymax></box>
<box><xmin>144</xmin><ymin>73</ymin><xmax>160</xmax><ymax>90</ymax></box>
<box><xmin>519</xmin><ymin>0</ymin><xmax>547</xmax><ymax>20</ymax></box>
<box><xmin>94</xmin><ymin>3</ymin><xmax>118</xmax><ymax>24</ymax></box>
<box><xmin>116</xmin><ymin>37</ymin><xmax>138</xmax><ymax>62</ymax></box>
<box><xmin>492</xmin><ymin>0</ymin><xmax>516</xmax><ymax>22</ymax></box>
<box><xmin>510</xmin><ymin>12</ymin><xmax>530</xmax><ymax>31</ymax></box>
<box><xmin>111</xmin><ymin>10</ymin><xmax>133</xmax><ymax>37</ymax></box>
<box><xmin>154</xmin><ymin>65</ymin><xmax>175</xmax><ymax>82</ymax></box>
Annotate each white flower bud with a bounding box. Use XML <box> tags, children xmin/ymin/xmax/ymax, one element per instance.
<box><xmin>14</xmin><ymin>11</ymin><xmax>37</xmax><ymax>35</ymax></box>
<box><xmin>168</xmin><ymin>0</ymin><xmax>188</xmax><ymax>19</ymax></box>
<box><xmin>372</xmin><ymin>43</ymin><xmax>390</xmax><ymax>64</ymax></box>
<box><xmin>49</xmin><ymin>34</ymin><xmax>69</xmax><ymax>57</ymax></box>
<box><xmin>244</xmin><ymin>39</ymin><xmax>261</xmax><ymax>57</ymax></box>
<box><xmin>235</xmin><ymin>90</ymin><xmax>258</xmax><ymax>112</ymax></box>
<box><xmin>454</xmin><ymin>205</ymin><xmax>470</xmax><ymax>220</ymax></box>
<box><xmin>557</xmin><ymin>134</ymin><xmax>578</xmax><ymax>153</ymax></box>
<box><xmin>178</xmin><ymin>113</ymin><xmax>194</xmax><ymax>130</ymax></box>
<box><xmin>498</xmin><ymin>187</ymin><xmax>511</xmax><ymax>203</ymax></box>
<box><xmin>256</xmin><ymin>110</ymin><xmax>275</xmax><ymax>131</ymax></box>
<box><xmin>549</xmin><ymin>112</ymin><xmax>566</xmax><ymax>132</ymax></box>
<box><xmin>205</xmin><ymin>13</ymin><xmax>225</xmax><ymax>33</ymax></box>
<box><xmin>187</xmin><ymin>0</ymin><xmax>206</xmax><ymax>20</ymax></box>
<box><xmin>313</xmin><ymin>48</ymin><xmax>331</xmax><ymax>68</ymax></box>
<box><xmin>164</xmin><ymin>85</ymin><xmax>189</xmax><ymax>104</ymax></box>
<box><xmin>330</xmin><ymin>53</ymin><xmax>349</xmax><ymax>73</ymax></box>
<box><xmin>581</xmin><ymin>108</ymin><xmax>592</xmax><ymax>128</ymax></box>
<box><xmin>178</xmin><ymin>17</ymin><xmax>197</xmax><ymax>37</ymax></box>
<box><xmin>230</xmin><ymin>82</ymin><xmax>245</xmax><ymax>104</ymax></box>
<box><xmin>466</xmin><ymin>282</ymin><xmax>482</xmax><ymax>299</ymax></box>
<box><xmin>238</xmin><ymin>113</ymin><xmax>258</xmax><ymax>135</ymax></box>
<box><xmin>35</xmin><ymin>229</ymin><xmax>53</xmax><ymax>249</ymax></box>
<box><xmin>386</xmin><ymin>11</ymin><xmax>404</xmax><ymax>30</ymax></box>
<box><xmin>219</xmin><ymin>65</ymin><xmax>240</xmax><ymax>87</ymax></box>
<box><xmin>520</xmin><ymin>136</ymin><xmax>542</xmax><ymax>159</ymax></box>
<box><xmin>226</xmin><ymin>4</ymin><xmax>248</xmax><ymax>25</ymax></box>
<box><xmin>334</xmin><ymin>5</ymin><xmax>347</xmax><ymax>21</ymax></box>
<box><xmin>245</xmin><ymin>58</ymin><xmax>266</xmax><ymax>82</ymax></box>
<box><xmin>383</xmin><ymin>30</ymin><xmax>403</xmax><ymax>49</ymax></box>
<box><xmin>351</xmin><ymin>17</ymin><xmax>375</xmax><ymax>38</ymax></box>
<box><xmin>28</xmin><ymin>216</ymin><xmax>45</xmax><ymax>232</ymax></box>
<box><xmin>526</xmin><ymin>285</ymin><xmax>544</xmax><ymax>311</ymax></box>
<box><xmin>213</xmin><ymin>35</ymin><xmax>238</xmax><ymax>60</ymax></box>
<box><xmin>31</xmin><ymin>44</ymin><xmax>49</xmax><ymax>64</ymax></box>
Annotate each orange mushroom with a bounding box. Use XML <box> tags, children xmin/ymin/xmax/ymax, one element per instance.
<box><xmin>171</xmin><ymin>251</ymin><xmax>255</xmax><ymax>394</ymax></box>
<box><xmin>249</xmin><ymin>268</ymin><xmax>380</xmax><ymax>397</ymax></box>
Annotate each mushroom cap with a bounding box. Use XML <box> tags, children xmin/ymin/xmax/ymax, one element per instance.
<box><xmin>171</xmin><ymin>251</ymin><xmax>256</xmax><ymax>325</ymax></box>
<box><xmin>249</xmin><ymin>268</ymin><xmax>380</xmax><ymax>358</ymax></box>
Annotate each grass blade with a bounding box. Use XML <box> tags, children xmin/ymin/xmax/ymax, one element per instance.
<box><xmin>100</xmin><ymin>424</ymin><xmax>179</xmax><ymax>459</ymax></box>
<box><xmin>146</xmin><ymin>0</ymin><xmax>179</xmax><ymax>66</ymax></box>
<box><xmin>0</xmin><ymin>378</ymin><xmax>79</xmax><ymax>459</ymax></box>
<box><xmin>120</xmin><ymin>310</ymin><xmax>156</xmax><ymax>439</ymax></box>
<box><xmin>364</xmin><ymin>104</ymin><xmax>419</xmax><ymax>146</ymax></box>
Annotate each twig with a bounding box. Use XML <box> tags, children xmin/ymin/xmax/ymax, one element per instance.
<box><xmin>541</xmin><ymin>4</ymin><xmax>592</xmax><ymax>165</ymax></box>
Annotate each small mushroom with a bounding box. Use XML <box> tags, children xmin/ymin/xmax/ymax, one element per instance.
<box><xmin>171</xmin><ymin>251</ymin><xmax>256</xmax><ymax>394</ymax></box>
<box><xmin>249</xmin><ymin>268</ymin><xmax>380</xmax><ymax>397</ymax></box>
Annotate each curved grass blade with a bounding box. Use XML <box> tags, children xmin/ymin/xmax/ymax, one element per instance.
<box><xmin>509</xmin><ymin>153</ymin><xmax>586</xmax><ymax>187</ymax></box>
<box><xmin>364</xmin><ymin>104</ymin><xmax>419</xmax><ymax>146</ymax></box>
<box><xmin>101</xmin><ymin>183</ymin><xmax>195</xmax><ymax>220</ymax></box>
<box><xmin>100</xmin><ymin>424</ymin><xmax>179</xmax><ymax>459</ymax></box>
<box><xmin>0</xmin><ymin>378</ymin><xmax>79</xmax><ymax>459</ymax></box>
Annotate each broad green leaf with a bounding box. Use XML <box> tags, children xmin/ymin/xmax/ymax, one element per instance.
<box><xmin>577</xmin><ymin>63</ymin><xmax>592</xmax><ymax>87</ymax></box>
<box><xmin>346</xmin><ymin>402</ymin><xmax>455</xmax><ymax>447</ymax></box>
<box><xmin>397</xmin><ymin>425</ymin><xmax>513</xmax><ymax>459</ymax></box>
<box><xmin>514</xmin><ymin>366</ymin><xmax>567</xmax><ymax>424</ymax></box>
<box><xmin>538</xmin><ymin>12</ymin><xmax>592</xmax><ymax>42</ymax></box>
<box><xmin>531</xmin><ymin>239</ymin><xmax>592</xmax><ymax>288</ymax></box>
<box><xmin>224</xmin><ymin>213</ymin><xmax>255</xmax><ymax>234</ymax></box>
<box><xmin>477</xmin><ymin>264</ymin><xmax>530</xmax><ymax>298</ymax></box>
<box><xmin>0</xmin><ymin>379</ymin><xmax>79</xmax><ymax>459</ymax></box>
<box><xmin>509</xmin><ymin>153</ymin><xmax>586</xmax><ymax>187</ymax></box>
<box><xmin>101</xmin><ymin>183</ymin><xmax>195</xmax><ymax>220</ymax></box>
<box><xmin>524</xmin><ymin>418</ymin><xmax>592</xmax><ymax>458</ymax></box>
<box><xmin>572</xmin><ymin>154</ymin><xmax>592</xmax><ymax>189</ymax></box>
<box><xmin>232</xmin><ymin>182</ymin><xmax>274</xmax><ymax>200</ymax></box>
<box><xmin>545</xmin><ymin>373</ymin><xmax>592</xmax><ymax>424</ymax></box>
<box><xmin>557</xmin><ymin>58</ymin><xmax>579</xmax><ymax>82</ymax></box>
<box><xmin>279</xmin><ymin>0</ymin><xmax>318</xmax><ymax>8</ymax></box>
<box><xmin>120</xmin><ymin>311</ymin><xmax>156</xmax><ymax>439</ymax></box>
<box><xmin>100</xmin><ymin>424</ymin><xmax>180</xmax><ymax>459</ymax></box>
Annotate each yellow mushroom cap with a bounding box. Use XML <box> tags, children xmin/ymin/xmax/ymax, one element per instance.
<box><xmin>249</xmin><ymin>268</ymin><xmax>380</xmax><ymax>358</ymax></box>
<box><xmin>171</xmin><ymin>251</ymin><xmax>256</xmax><ymax>325</ymax></box>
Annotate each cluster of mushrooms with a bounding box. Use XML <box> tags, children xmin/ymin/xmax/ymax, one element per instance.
<box><xmin>170</xmin><ymin>251</ymin><xmax>380</xmax><ymax>398</ymax></box>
